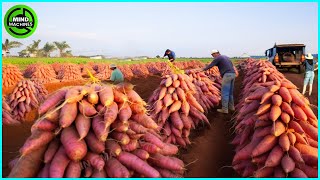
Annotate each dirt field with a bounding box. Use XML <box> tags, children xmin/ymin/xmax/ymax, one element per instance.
<box><xmin>2</xmin><ymin>70</ymin><xmax>318</xmax><ymax>177</ymax></box>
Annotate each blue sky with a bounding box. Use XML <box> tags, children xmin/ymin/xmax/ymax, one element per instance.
<box><xmin>2</xmin><ymin>2</ymin><xmax>318</xmax><ymax>57</ymax></box>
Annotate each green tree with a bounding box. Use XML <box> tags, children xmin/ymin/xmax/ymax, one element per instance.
<box><xmin>54</xmin><ymin>41</ymin><xmax>71</xmax><ymax>57</ymax></box>
<box><xmin>64</xmin><ymin>50</ymin><xmax>73</xmax><ymax>57</ymax></box>
<box><xmin>2</xmin><ymin>39</ymin><xmax>23</xmax><ymax>56</ymax></box>
<box><xmin>42</xmin><ymin>42</ymin><xmax>56</xmax><ymax>57</ymax></box>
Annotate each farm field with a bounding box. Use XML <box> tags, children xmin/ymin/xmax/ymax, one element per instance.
<box><xmin>2</xmin><ymin>58</ymin><xmax>318</xmax><ymax>178</ymax></box>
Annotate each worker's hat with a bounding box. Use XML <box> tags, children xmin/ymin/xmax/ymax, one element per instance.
<box><xmin>305</xmin><ymin>53</ymin><xmax>314</xmax><ymax>60</ymax></box>
<box><xmin>211</xmin><ymin>49</ymin><xmax>219</xmax><ymax>54</ymax></box>
<box><xmin>109</xmin><ymin>64</ymin><xmax>117</xmax><ymax>68</ymax></box>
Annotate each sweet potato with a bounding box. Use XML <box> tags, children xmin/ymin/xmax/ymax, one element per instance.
<box><xmin>49</xmin><ymin>146</ymin><xmax>70</xmax><ymax>178</ymax></box>
<box><xmin>132</xmin><ymin>149</ymin><xmax>150</xmax><ymax>160</ymax></box>
<box><xmin>289</xmin><ymin>89</ymin><xmax>305</xmax><ymax>107</ymax></box>
<box><xmin>265</xmin><ymin>145</ymin><xmax>284</xmax><ymax>167</ymax></box>
<box><xmin>273</xmin><ymin>167</ymin><xmax>286</xmax><ymax>178</ymax></box>
<box><xmin>256</xmin><ymin>102</ymin><xmax>271</xmax><ymax>116</ymax></box>
<box><xmin>156</xmin><ymin>167</ymin><xmax>183</xmax><ymax>178</ymax></box>
<box><xmin>132</xmin><ymin>113</ymin><xmax>158</xmax><ymax>130</ymax></box>
<box><xmin>105</xmin><ymin>139</ymin><xmax>122</xmax><ymax>156</ymax></box>
<box><xmin>99</xmin><ymin>85</ymin><xmax>114</xmax><ymax>106</ymax></box>
<box><xmin>79</xmin><ymin>99</ymin><xmax>97</xmax><ymax>116</ymax></box>
<box><xmin>31</xmin><ymin>119</ymin><xmax>57</xmax><ymax>133</ymax></box>
<box><xmin>20</xmin><ymin>130</ymin><xmax>55</xmax><ymax>156</ymax></box>
<box><xmin>279</xmin><ymin>133</ymin><xmax>290</xmax><ymax>151</ymax></box>
<box><xmin>159</xmin><ymin>143</ymin><xmax>179</xmax><ymax>156</ymax></box>
<box><xmin>140</xmin><ymin>142</ymin><xmax>160</xmax><ymax>154</ymax></box>
<box><xmin>104</xmin><ymin>102</ymin><xmax>118</xmax><ymax>128</ymax></box>
<box><xmin>44</xmin><ymin>138</ymin><xmax>60</xmax><ymax>163</ymax></box>
<box><xmin>290</xmin><ymin>168</ymin><xmax>307</xmax><ymax>178</ymax></box>
<box><xmin>37</xmin><ymin>163</ymin><xmax>50</xmax><ymax>177</ymax></box>
<box><xmin>288</xmin><ymin>121</ymin><xmax>304</xmax><ymax>134</ymax></box>
<box><xmin>129</xmin><ymin>120</ymin><xmax>148</xmax><ymax>134</ymax></box>
<box><xmin>252</xmin><ymin>135</ymin><xmax>277</xmax><ymax>157</ymax></box>
<box><xmin>65</xmin><ymin>161</ymin><xmax>81</xmax><ymax>178</ymax></box>
<box><xmin>85</xmin><ymin>131</ymin><xmax>105</xmax><ymax>154</ymax></box>
<box><xmin>75</xmin><ymin>113</ymin><xmax>91</xmax><ymax>140</ymax></box>
<box><xmin>280</xmin><ymin>112</ymin><xmax>290</xmax><ymax>124</ymax></box>
<box><xmin>111</xmin><ymin>132</ymin><xmax>130</xmax><ymax>145</ymax></box>
<box><xmin>269</xmin><ymin>105</ymin><xmax>281</xmax><ymax>121</ymax></box>
<box><xmin>288</xmin><ymin>145</ymin><xmax>304</xmax><ymax>164</ymax></box>
<box><xmin>254</xmin><ymin>167</ymin><xmax>273</xmax><ymax>178</ymax></box>
<box><xmin>168</xmin><ymin>101</ymin><xmax>182</xmax><ymax>114</ymax></box>
<box><xmin>143</xmin><ymin>132</ymin><xmax>164</xmax><ymax>148</ymax></box>
<box><xmin>122</xmin><ymin>139</ymin><xmax>138</xmax><ymax>152</ymax></box>
<box><xmin>9</xmin><ymin>145</ymin><xmax>47</xmax><ymax>178</ymax></box>
<box><xmin>281</xmin><ymin>102</ymin><xmax>294</xmax><ymax>117</ymax></box>
<box><xmin>287</xmin><ymin>132</ymin><xmax>296</xmax><ymax>145</ymax></box>
<box><xmin>271</xmin><ymin>121</ymin><xmax>285</xmax><ymax>137</ymax></box>
<box><xmin>105</xmin><ymin>157</ymin><xmax>130</xmax><ymax>178</ymax></box>
<box><xmin>299</xmin><ymin>120</ymin><xmax>318</xmax><ymax>141</ymax></box>
<box><xmin>291</xmin><ymin>103</ymin><xmax>307</xmax><ymax>121</ymax></box>
<box><xmin>299</xmin><ymin>164</ymin><xmax>318</xmax><ymax>178</ymax></box>
<box><xmin>279</xmin><ymin>87</ymin><xmax>292</xmax><ymax>103</ymax></box>
<box><xmin>150</xmin><ymin>153</ymin><xmax>184</xmax><ymax>171</ymax></box>
<box><xmin>59</xmin><ymin>102</ymin><xmax>78</xmax><ymax>128</ymax></box>
<box><xmin>39</xmin><ymin>88</ymin><xmax>67</xmax><ymax>115</ymax></box>
<box><xmin>118</xmin><ymin>152</ymin><xmax>160</xmax><ymax>178</ymax></box>
<box><xmin>93</xmin><ymin>115</ymin><xmax>110</xmax><ymax>141</ymax></box>
<box><xmin>281</xmin><ymin>155</ymin><xmax>295</xmax><ymax>173</ymax></box>
<box><xmin>84</xmin><ymin>152</ymin><xmax>105</xmax><ymax>171</ymax></box>
<box><xmin>260</xmin><ymin>91</ymin><xmax>274</xmax><ymax>104</ymax></box>
<box><xmin>61</xmin><ymin>126</ymin><xmax>87</xmax><ymax>161</ymax></box>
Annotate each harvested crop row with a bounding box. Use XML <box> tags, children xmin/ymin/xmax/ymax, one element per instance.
<box><xmin>148</xmin><ymin>73</ymin><xmax>212</xmax><ymax>148</ymax></box>
<box><xmin>130</xmin><ymin>64</ymin><xmax>150</xmax><ymax>78</ymax></box>
<box><xmin>7</xmin><ymin>80</ymin><xmax>46</xmax><ymax>123</ymax></box>
<box><xmin>118</xmin><ymin>65</ymin><xmax>134</xmax><ymax>80</ymax></box>
<box><xmin>79</xmin><ymin>64</ymin><xmax>96</xmax><ymax>78</ymax></box>
<box><xmin>8</xmin><ymin>83</ymin><xmax>184</xmax><ymax>178</ymax></box>
<box><xmin>3</xmin><ymin>64</ymin><xmax>24</xmax><ymax>88</ymax></box>
<box><xmin>2</xmin><ymin>95</ymin><xmax>20</xmax><ymax>125</ymax></box>
<box><xmin>185</xmin><ymin>70</ymin><xmax>221</xmax><ymax>113</ymax></box>
<box><xmin>29</xmin><ymin>65</ymin><xmax>59</xmax><ymax>84</ymax></box>
<box><xmin>57</xmin><ymin>63</ymin><xmax>83</xmax><ymax>81</ymax></box>
<box><xmin>232</xmin><ymin>59</ymin><xmax>318</xmax><ymax>178</ymax></box>
<box><xmin>95</xmin><ymin>64</ymin><xmax>111</xmax><ymax>80</ymax></box>
<box><xmin>33</xmin><ymin>80</ymin><xmax>49</xmax><ymax>103</ymax></box>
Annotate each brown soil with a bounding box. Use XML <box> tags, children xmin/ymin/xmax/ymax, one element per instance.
<box><xmin>2</xmin><ymin>71</ymin><xmax>317</xmax><ymax>177</ymax></box>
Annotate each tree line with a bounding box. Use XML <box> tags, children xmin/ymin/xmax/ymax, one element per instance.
<box><xmin>2</xmin><ymin>39</ymin><xmax>72</xmax><ymax>57</ymax></box>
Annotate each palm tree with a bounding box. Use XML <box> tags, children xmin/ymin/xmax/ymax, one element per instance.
<box><xmin>2</xmin><ymin>39</ymin><xmax>23</xmax><ymax>57</ymax></box>
<box><xmin>54</xmin><ymin>41</ymin><xmax>71</xmax><ymax>57</ymax></box>
<box><xmin>42</xmin><ymin>42</ymin><xmax>56</xmax><ymax>57</ymax></box>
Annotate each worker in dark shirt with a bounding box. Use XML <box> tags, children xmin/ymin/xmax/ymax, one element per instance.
<box><xmin>197</xmin><ymin>49</ymin><xmax>236</xmax><ymax>114</ymax></box>
<box><xmin>163</xmin><ymin>49</ymin><xmax>176</xmax><ymax>62</ymax></box>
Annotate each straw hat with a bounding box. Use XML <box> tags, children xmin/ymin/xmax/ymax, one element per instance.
<box><xmin>305</xmin><ymin>53</ymin><xmax>314</xmax><ymax>60</ymax></box>
<box><xmin>109</xmin><ymin>64</ymin><xmax>116</xmax><ymax>68</ymax></box>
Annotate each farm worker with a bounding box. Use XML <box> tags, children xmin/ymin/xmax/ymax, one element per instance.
<box><xmin>196</xmin><ymin>49</ymin><xmax>236</xmax><ymax>114</ymax></box>
<box><xmin>109</xmin><ymin>64</ymin><xmax>124</xmax><ymax>84</ymax></box>
<box><xmin>163</xmin><ymin>49</ymin><xmax>176</xmax><ymax>62</ymax></box>
<box><xmin>302</xmin><ymin>53</ymin><xmax>318</xmax><ymax>96</ymax></box>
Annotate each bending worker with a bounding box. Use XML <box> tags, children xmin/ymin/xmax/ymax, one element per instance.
<box><xmin>196</xmin><ymin>49</ymin><xmax>236</xmax><ymax>114</ymax></box>
<box><xmin>109</xmin><ymin>64</ymin><xmax>124</xmax><ymax>84</ymax></box>
<box><xmin>302</xmin><ymin>53</ymin><xmax>318</xmax><ymax>96</ymax></box>
<box><xmin>163</xmin><ymin>49</ymin><xmax>176</xmax><ymax>62</ymax></box>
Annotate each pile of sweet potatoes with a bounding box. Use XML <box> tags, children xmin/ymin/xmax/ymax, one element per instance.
<box><xmin>23</xmin><ymin>64</ymin><xmax>58</xmax><ymax>84</ymax></box>
<box><xmin>232</xmin><ymin>60</ymin><xmax>318</xmax><ymax>178</ymax></box>
<box><xmin>2</xmin><ymin>64</ymin><xmax>24</xmax><ymax>88</ymax></box>
<box><xmin>8</xmin><ymin>83</ymin><xmax>184</xmax><ymax>178</ymax></box>
<box><xmin>57</xmin><ymin>63</ymin><xmax>83</xmax><ymax>82</ymax></box>
<box><xmin>148</xmin><ymin>73</ymin><xmax>212</xmax><ymax>147</ymax></box>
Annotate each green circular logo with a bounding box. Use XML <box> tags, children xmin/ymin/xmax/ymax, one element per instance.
<box><xmin>4</xmin><ymin>5</ymin><xmax>38</xmax><ymax>39</ymax></box>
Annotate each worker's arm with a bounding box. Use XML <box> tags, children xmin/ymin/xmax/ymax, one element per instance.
<box><xmin>202</xmin><ymin>58</ymin><xmax>219</xmax><ymax>71</ymax></box>
<box><xmin>314</xmin><ymin>61</ymin><xmax>318</xmax><ymax>71</ymax></box>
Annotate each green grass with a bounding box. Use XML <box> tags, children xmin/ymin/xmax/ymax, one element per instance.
<box><xmin>2</xmin><ymin>57</ymin><xmax>244</xmax><ymax>70</ymax></box>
